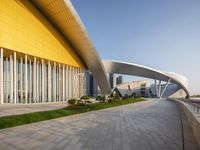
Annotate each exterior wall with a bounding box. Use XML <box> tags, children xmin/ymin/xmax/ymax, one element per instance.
<box><xmin>0</xmin><ymin>0</ymin><xmax>84</xmax><ymax>68</ymax></box>
<box><xmin>0</xmin><ymin>48</ymin><xmax>86</xmax><ymax>104</ymax></box>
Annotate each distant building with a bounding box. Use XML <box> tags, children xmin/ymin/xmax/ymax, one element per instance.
<box><xmin>113</xmin><ymin>80</ymin><xmax>150</xmax><ymax>97</ymax></box>
<box><xmin>116</xmin><ymin>75</ymin><xmax>124</xmax><ymax>85</ymax></box>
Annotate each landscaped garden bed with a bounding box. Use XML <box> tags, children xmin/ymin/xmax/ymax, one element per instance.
<box><xmin>0</xmin><ymin>97</ymin><xmax>144</xmax><ymax>129</ymax></box>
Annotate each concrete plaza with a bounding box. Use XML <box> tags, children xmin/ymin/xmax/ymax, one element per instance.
<box><xmin>0</xmin><ymin>99</ymin><xmax>198</xmax><ymax>150</ymax></box>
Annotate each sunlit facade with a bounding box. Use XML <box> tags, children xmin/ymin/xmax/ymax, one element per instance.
<box><xmin>0</xmin><ymin>0</ymin><xmax>87</xmax><ymax>104</ymax></box>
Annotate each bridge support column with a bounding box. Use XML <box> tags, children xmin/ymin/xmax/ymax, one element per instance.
<box><xmin>158</xmin><ymin>80</ymin><xmax>161</xmax><ymax>97</ymax></box>
<box><xmin>154</xmin><ymin>80</ymin><xmax>158</xmax><ymax>97</ymax></box>
<box><xmin>160</xmin><ymin>79</ymin><xmax>171</xmax><ymax>98</ymax></box>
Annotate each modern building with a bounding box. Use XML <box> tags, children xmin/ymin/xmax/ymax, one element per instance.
<box><xmin>114</xmin><ymin>80</ymin><xmax>150</xmax><ymax>97</ymax></box>
<box><xmin>114</xmin><ymin>79</ymin><xmax>187</xmax><ymax>98</ymax></box>
<box><xmin>0</xmin><ymin>0</ymin><xmax>111</xmax><ymax>104</ymax></box>
<box><xmin>0</xmin><ymin>0</ymin><xmax>189</xmax><ymax>105</ymax></box>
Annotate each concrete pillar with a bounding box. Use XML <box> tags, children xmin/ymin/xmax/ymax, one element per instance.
<box><xmin>48</xmin><ymin>61</ymin><xmax>51</xmax><ymax>102</ymax></box>
<box><xmin>71</xmin><ymin>67</ymin><xmax>73</xmax><ymax>98</ymax></box>
<box><xmin>158</xmin><ymin>80</ymin><xmax>161</xmax><ymax>98</ymax></box>
<box><xmin>53</xmin><ymin>62</ymin><xmax>56</xmax><ymax>102</ymax></box>
<box><xmin>76</xmin><ymin>68</ymin><xmax>78</xmax><ymax>98</ymax></box>
<box><xmin>56</xmin><ymin>65</ymin><xmax>58</xmax><ymax>101</ymax></box>
<box><xmin>16</xmin><ymin>59</ymin><xmax>18</xmax><ymax>103</ymax></box>
<box><xmin>79</xmin><ymin>69</ymin><xmax>82</xmax><ymax>97</ymax></box>
<box><xmin>58</xmin><ymin>64</ymin><xmax>61</xmax><ymax>101</ymax></box>
<box><xmin>29</xmin><ymin>59</ymin><xmax>32</xmax><ymax>103</ymax></box>
<box><xmin>74</xmin><ymin>67</ymin><xmax>76</xmax><ymax>98</ymax></box>
<box><xmin>77</xmin><ymin>68</ymin><xmax>79</xmax><ymax>98</ymax></box>
<box><xmin>44</xmin><ymin>64</ymin><xmax>47</xmax><ymax>102</ymax></box>
<box><xmin>33</xmin><ymin>57</ymin><xmax>36</xmax><ymax>103</ymax></box>
<box><xmin>65</xmin><ymin>66</ymin><xmax>68</xmax><ymax>100</ymax></box>
<box><xmin>0</xmin><ymin>48</ymin><xmax>3</xmax><ymax>104</ymax></box>
<box><xmin>154</xmin><ymin>80</ymin><xmax>157</xmax><ymax>97</ymax></box>
<box><xmin>25</xmin><ymin>55</ymin><xmax>27</xmax><ymax>104</ymax></box>
<box><xmin>5</xmin><ymin>57</ymin><xmax>8</xmax><ymax>103</ymax></box>
<box><xmin>40</xmin><ymin>62</ymin><xmax>42</xmax><ymax>102</ymax></box>
<box><xmin>41</xmin><ymin>59</ymin><xmax>44</xmax><ymax>102</ymax></box>
<box><xmin>36</xmin><ymin>61</ymin><xmax>39</xmax><ymax>102</ymax></box>
<box><xmin>73</xmin><ymin>67</ymin><xmax>75</xmax><ymax>98</ymax></box>
<box><xmin>10</xmin><ymin>54</ymin><xmax>13</xmax><ymax>103</ymax></box>
<box><xmin>63</xmin><ymin>65</ymin><xmax>65</xmax><ymax>101</ymax></box>
<box><xmin>83</xmin><ymin>70</ymin><xmax>86</xmax><ymax>96</ymax></box>
<box><xmin>20</xmin><ymin>57</ymin><xmax>23</xmax><ymax>103</ymax></box>
<box><xmin>78</xmin><ymin>68</ymin><xmax>80</xmax><ymax>98</ymax></box>
<box><xmin>75</xmin><ymin>67</ymin><xmax>77</xmax><ymax>98</ymax></box>
<box><xmin>68</xmin><ymin>66</ymin><xmax>71</xmax><ymax>99</ymax></box>
<box><xmin>13</xmin><ymin>52</ymin><xmax>17</xmax><ymax>104</ymax></box>
<box><xmin>71</xmin><ymin>66</ymin><xmax>73</xmax><ymax>99</ymax></box>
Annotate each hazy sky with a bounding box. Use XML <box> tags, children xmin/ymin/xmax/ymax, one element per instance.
<box><xmin>72</xmin><ymin>0</ymin><xmax>200</xmax><ymax>95</ymax></box>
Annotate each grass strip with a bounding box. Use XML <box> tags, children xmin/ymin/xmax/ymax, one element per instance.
<box><xmin>0</xmin><ymin>98</ymin><xmax>144</xmax><ymax>129</ymax></box>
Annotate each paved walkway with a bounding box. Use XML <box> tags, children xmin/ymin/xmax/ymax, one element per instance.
<box><xmin>0</xmin><ymin>102</ymin><xmax>68</xmax><ymax>117</ymax></box>
<box><xmin>0</xmin><ymin>99</ymin><xmax>199</xmax><ymax>150</ymax></box>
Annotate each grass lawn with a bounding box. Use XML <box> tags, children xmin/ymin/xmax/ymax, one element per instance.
<box><xmin>0</xmin><ymin>98</ymin><xmax>144</xmax><ymax>129</ymax></box>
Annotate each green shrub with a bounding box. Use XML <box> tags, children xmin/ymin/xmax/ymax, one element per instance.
<box><xmin>80</xmin><ymin>95</ymin><xmax>90</xmax><ymax>100</ymax></box>
<box><xmin>100</xmin><ymin>96</ymin><xmax>106</xmax><ymax>102</ymax></box>
<box><xmin>85</xmin><ymin>100</ymin><xmax>92</xmax><ymax>104</ymax></box>
<box><xmin>76</xmin><ymin>103</ymin><xmax>86</xmax><ymax>106</ymax></box>
<box><xmin>77</xmin><ymin>100</ymin><xmax>84</xmax><ymax>104</ymax></box>
<box><xmin>68</xmin><ymin>99</ymin><xmax>77</xmax><ymax>105</ymax></box>
<box><xmin>96</xmin><ymin>95</ymin><xmax>106</xmax><ymax>102</ymax></box>
<box><xmin>96</xmin><ymin>96</ymin><xmax>102</xmax><ymax>101</ymax></box>
<box><xmin>108</xmin><ymin>99</ymin><xmax>113</xmax><ymax>103</ymax></box>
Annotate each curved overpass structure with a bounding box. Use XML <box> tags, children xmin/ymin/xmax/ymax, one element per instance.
<box><xmin>103</xmin><ymin>60</ymin><xmax>189</xmax><ymax>98</ymax></box>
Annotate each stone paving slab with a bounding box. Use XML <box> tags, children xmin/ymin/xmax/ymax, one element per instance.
<box><xmin>0</xmin><ymin>99</ymin><xmax>199</xmax><ymax>150</ymax></box>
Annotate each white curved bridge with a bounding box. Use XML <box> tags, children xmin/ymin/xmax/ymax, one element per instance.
<box><xmin>102</xmin><ymin>60</ymin><xmax>189</xmax><ymax>98</ymax></box>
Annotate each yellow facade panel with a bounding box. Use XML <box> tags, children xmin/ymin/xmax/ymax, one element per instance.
<box><xmin>0</xmin><ymin>0</ymin><xmax>84</xmax><ymax>68</ymax></box>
